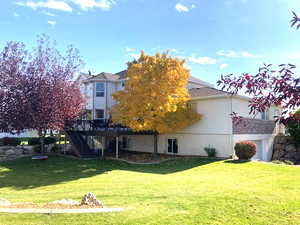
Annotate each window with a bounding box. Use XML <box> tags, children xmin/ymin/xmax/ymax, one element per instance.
<box><xmin>261</xmin><ymin>110</ymin><xmax>269</xmax><ymax>120</ymax></box>
<box><xmin>121</xmin><ymin>81</ymin><xmax>125</xmax><ymax>87</ymax></box>
<box><xmin>167</xmin><ymin>138</ymin><xmax>178</xmax><ymax>154</ymax></box>
<box><xmin>96</xmin><ymin>82</ymin><xmax>105</xmax><ymax>97</ymax></box>
<box><xmin>95</xmin><ymin>109</ymin><xmax>104</xmax><ymax>120</ymax></box>
<box><xmin>122</xmin><ymin>136</ymin><xmax>131</xmax><ymax>149</ymax></box>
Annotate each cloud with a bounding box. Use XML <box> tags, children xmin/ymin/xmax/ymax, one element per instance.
<box><xmin>130</xmin><ymin>53</ymin><xmax>140</xmax><ymax>60</ymax></box>
<box><xmin>189</xmin><ymin>56</ymin><xmax>217</xmax><ymax>65</ymax></box>
<box><xmin>13</xmin><ymin>12</ymin><xmax>20</xmax><ymax>17</ymax></box>
<box><xmin>125</xmin><ymin>47</ymin><xmax>135</xmax><ymax>52</ymax></box>
<box><xmin>219</xmin><ymin>64</ymin><xmax>228</xmax><ymax>70</ymax></box>
<box><xmin>72</xmin><ymin>0</ymin><xmax>115</xmax><ymax>11</ymax></box>
<box><xmin>217</xmin><ymin>50</ymin><xmax>257</xmax><ymax>58</ymax></box>
<box><xmin>48</xmin><ymin>20</ymin><xmax>56</xmax><ymax>25</ymax></box>
<box><xmin>175</xmin><ymin>3</ymin><xmax>189</xmax><ymax>12</ymax></box>
<box><xmin>43</xmin><ymin>11</ymin><xmax>56</xmax><ymax>16</ymax></box>
<box><xmin>16</xmin><ymin>0</ymin><xmax>72</xmax><ymax>12</ymax></box>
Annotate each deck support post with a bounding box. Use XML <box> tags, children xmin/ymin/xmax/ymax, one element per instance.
<box><xmin>153</xmin><ymin>132</ymin><xmax>158</xmax><ymax>157</ymax></box>
<box><xmin>116</xmin><ymin>136</ymin><xmax>119</xmax><ymax>159</ymax></box>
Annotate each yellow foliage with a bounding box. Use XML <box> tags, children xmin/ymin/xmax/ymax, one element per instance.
<box><xmin>112</xmin><ymin>51</ymin><xmax>202</xmax><ymax>133</ymax></box>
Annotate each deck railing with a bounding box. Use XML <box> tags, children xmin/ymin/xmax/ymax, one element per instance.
<box><xmin>65</xmin><ymin>119</ymin><xmax>129</xmax><ymax>131</ymax></box>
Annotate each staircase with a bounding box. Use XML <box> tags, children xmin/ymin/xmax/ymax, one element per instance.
<box><xmin>65</xmin><ymin>131</ymin><xmax>99</xmax><ymax>158</ymax></box>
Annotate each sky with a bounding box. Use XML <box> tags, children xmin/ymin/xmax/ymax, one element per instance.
<box><xmin>1</xmin><ymin>0</ymin><xmax>300</xmax><ymax>85</ymax></box>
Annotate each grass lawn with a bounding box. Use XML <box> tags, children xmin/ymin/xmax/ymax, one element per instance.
<box><xmin>0</xmin><ymin>156</ymin><xmax>300</xmax><ymax>225</ymax></box>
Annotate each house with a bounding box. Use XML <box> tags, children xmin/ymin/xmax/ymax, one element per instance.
<box><xmin>71</xmin><ymin>70</ymin><xmax>282</xmax><ymax>161</ymax></box>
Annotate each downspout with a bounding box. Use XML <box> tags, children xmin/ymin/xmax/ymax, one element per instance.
<box><xmin>230</xmin><ymin>96</ymin><xmax>235</xmax><ymax>158</ymax></box>
<box><xmin>92</xmin><ymin>82</ymin><xmax>95</xmax><ymax>120</ymax></box>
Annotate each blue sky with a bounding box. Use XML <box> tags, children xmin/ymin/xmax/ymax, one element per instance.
<box><xmin>1</xmin><ymin>0</ymin><xmax>300</xmax><ymax>85</ymax></box>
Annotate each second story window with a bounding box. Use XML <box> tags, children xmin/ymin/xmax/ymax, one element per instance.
<box><xmin>96</xmin><ymin>82</ymin><xmax>105</xmax><ymax>97</ymax></box>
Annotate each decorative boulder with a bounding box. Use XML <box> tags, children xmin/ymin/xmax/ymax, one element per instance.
<box><xmin>5</xmin><ymin>149</ymin><xmax>15</xmax><ymax>155</ymax></box>
<box><xmin>81</xmin><ymin>192</ymin><xmax>103</xmax><ymax>207</ymax></box>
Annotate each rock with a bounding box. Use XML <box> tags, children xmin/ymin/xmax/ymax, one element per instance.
<box><xmin>286</xmin><ymin>144</ymin><xmax>297</xmax><ymax>152</ymax></box>
<box><xmin>292</xmin><ymin>152</ymin><xmax>300</xmax><ymax>161</ymax></box>
<box><xmin>5</xmin><ymin>149</ymin><xmax>15</xmax><ymax>155</ymax></box>
<box><xmin>274</xmin><ymin>144</ymin><xmax>284</xmax><ymax>151</ymax></box>
<box><xmin>81</xmin><ymin>192</ymin><xmax>103</xmax><ymax>207</ymax></box>
<box><xmin>22</xmin><ymin>146</ymin><xmax>35</xmax><ymax>154</ymax></box>
<box><xmin>52</xmin><ymin>199</ymin><xmax>79</xmax><ymax>205</ymax></box>
<box><xmin>0</xmin><ymin>198</ymin><xmax>11</xmax><ymax>206</ymax></box>
<box><xmin>0</xmin><ymin>150</ymin><xmax>4</xmax><ymax>155</ymax></box>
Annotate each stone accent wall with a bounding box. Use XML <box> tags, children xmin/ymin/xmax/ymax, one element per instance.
<box><xmin>0</xmin><ymin>146</ymin><xmax>35</xmax><ymax>161</ymax></box>
<box><xmin>272</xmin><ymin>136</ymin><xmax>300</xmax><ymax>164</ymax></box>
<box><xmin>233</xmin><ymin>118</ymin><xmax>276</xmax><ymax>134</ymax></box>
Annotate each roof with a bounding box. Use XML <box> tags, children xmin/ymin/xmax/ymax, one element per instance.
<box><xmin>189</xmin><ymin>87</ymin><xmax>229</xmax><ymax>98</ymax></box>
<box><xmin>81</xmin><ymin>70</ymin><xmax>214</xmax><ymax>87</ymax></box>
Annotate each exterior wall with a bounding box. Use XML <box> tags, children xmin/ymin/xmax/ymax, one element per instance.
<box><xmin>126</xmin><ymin>134</ymin><xmax>232</xmax><ymax>157</ymax></box>
<box><xmin>125</xmin><ymin>97</ymin><xmax>234</xmax><ymax>158</ymax></box>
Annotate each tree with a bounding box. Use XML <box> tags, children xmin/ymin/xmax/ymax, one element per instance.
<box><xmin>0</xmin><ymin>35</ymin><xmax>85</xmax><ymax>152</ymax></box>
<box><xmin>112</xmin><ymin>51</ymin><xmax>201</xmax><ymax>155</ymax></box>
<box><xmin>217</xmin><ymin>12</ymin><xmax>300</xmax><ymax>124</ymax></box>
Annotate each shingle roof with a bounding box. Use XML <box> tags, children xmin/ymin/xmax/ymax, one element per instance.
<box><xmin>86</xmin><ymin>72</ymin><xmax>121</xmax><ymax>81</ymax></box>
<box><xmin>189</xmin><ymin>87</ymin><xmax>229</xmax><ymax>98</ymax></box>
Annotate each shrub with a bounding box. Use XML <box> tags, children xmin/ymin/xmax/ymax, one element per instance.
<box><xmin>285</xmin><ymin>109</ymin><xmax>300</xmax><ymax>146</ymax></box>
<box><xmin>204</xmin><ymin>146</ymin><xmax>217</xmax><ymax>157</ymax></box>
<box><xmin>44</xmin><ymin>136</ymin><xmax>57</xmax><ymax>145</ymax></box>
<box><xmin>1</xmin><ymin>137</ymin><xmax>21</xmax><ymax>146</ymax></box>
<box><xmin>234</xmin><ymin>141</ymin><xmax>256</xmax><ymax>160</ymax></box>
<box><xmin>28</xmin><ymin>137</ymin><xmax>40</xmax><ymax>146</ymax></box>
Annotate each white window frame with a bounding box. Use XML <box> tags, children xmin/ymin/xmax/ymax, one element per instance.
<box><xmin>95</xmin><ymin>82</ymin><xmax>105</xmax><ymax>97</ymax></box>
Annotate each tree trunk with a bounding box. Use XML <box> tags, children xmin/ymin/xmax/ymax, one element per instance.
<box><xmin>153</xmin><ymin>132</ymin><xmax>158</xmax><ymax>156</ymax></box>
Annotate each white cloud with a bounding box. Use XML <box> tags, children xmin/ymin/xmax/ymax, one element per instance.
<box><xmin>48</xmin><ymin>20</ymin><xmax>56</xmax><ymax>25</ymax></box>
<box><xmin>126</xmin><ymin>47</ymin><xmax>135</xmax><ymax>52</ymax></box>
<box><xmin>72</xmin><ymin>0</ymin><xmax>115</xmax><ymax>11</ymax></box>
<box><xmin>13</xmin><ymin>12</ymin><xmax>20</xmax><ymax>17</ymax></box>
<box><xmin>189</xmin><ymin>56</ymin><xmax>217</xmax><ymax>65</ymax></box>
<box><xmin>130</xmin><ymin>53</ymin><xmax>140</xmax><ymax>60</ymax></box>
<box><xmin>217</xmin><ymin>50</ymin><xmax>257</xmax><ymax>58</ymax></box>
<box><xmin>175</xmin><ymin>3</ymin><xmax>189</xmax><ymax>12</ymax></box>
<box><xmin>219</xmin><ymin>64</ymin><xmax>228</xmax><ymax>70</ymax></box>
<box><xmin>43</xmin><ymin>11</ymin><xmax>56</xmax><ymax>16</ymax></box>
<box><xmin>240</xmin><ymin>51</ymin><xmax>256</xmax><ymax>58</ymax></box>
<box><xmin>217</xmin><ymin>50</ymin><xmax>238</xmax><ymax>58</ymax></box>
<box><xmin>16</xmin><ymin>0</ymin><xmax>72</xmax><ymax>12</ymax></box>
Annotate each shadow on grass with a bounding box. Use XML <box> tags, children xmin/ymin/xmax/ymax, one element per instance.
<box><xmin>223</xmin><ymin>159</ymin><xmax>251</xmax><ymax>164</ymax></box>
<box><xmin>0</xmin><ymin>156</ymin><xmax>219</xmax><ymax>189</ymax></box>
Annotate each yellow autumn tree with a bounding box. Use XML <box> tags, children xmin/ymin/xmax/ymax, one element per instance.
<box><xmin>112</xmin><ymin>51</ymin><xmax>202</xmax><ymax>154</ymax></box>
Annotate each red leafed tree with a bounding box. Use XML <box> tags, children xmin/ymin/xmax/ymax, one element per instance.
<box><xmin>218</xmin><ymin>12</ymin><xmax>300</xmax><ymax>124</ymax></box>
<box><xmin>0</xmin><ymin>35</ymin><xmax>85</xmax><ymax>151</ymax></box>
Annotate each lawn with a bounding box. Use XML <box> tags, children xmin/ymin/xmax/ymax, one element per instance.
<box><xmin>0</xmin><ymin>156</ymin><xmax>300</xmax><ymax>225</ymax></box>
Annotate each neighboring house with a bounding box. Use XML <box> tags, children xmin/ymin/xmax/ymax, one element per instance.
<box><xmin>0</xmin><ymin>130</ymin><xmax>38</xmax><ymax>139</ymax></box>
<box><xmin>74</xmin><ymin>70</ymin><xmax>282</xmax><ymax>161</ymax></box>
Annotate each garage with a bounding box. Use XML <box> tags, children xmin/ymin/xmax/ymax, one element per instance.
<box><xmin>252</xmin><ymin>140</ymin><xmax>263</xmax><ymax>160</ymax></box>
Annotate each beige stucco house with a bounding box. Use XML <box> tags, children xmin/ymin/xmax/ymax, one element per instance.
<box><xmin>75</xmin><ymin>71</ymin><xmax>282</xmax><ymax>161</ymax></box>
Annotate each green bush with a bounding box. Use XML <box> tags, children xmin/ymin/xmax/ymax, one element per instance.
<box><xmin>1</xmin><ymin>137</ymin><xmax>21</xmax><ymax>146</ymax></box>
<box><xmin>28</xmin><ymin>137</ymin><xmax>40</xmax><ymax>146</ymax></box>
<box><xmin>204</xmin><ymin>146</ymin><xmax>217</xmax><ymax>157</ymax></box>
<box><xmin>285</xmin><ymin>109</ymin><xmax>300</xmax><ymax>146</ymax></box>
<box><xmin>234</xmin><ymin>141</ymin><xmax>256</xmax><ymax>160</ymax></box>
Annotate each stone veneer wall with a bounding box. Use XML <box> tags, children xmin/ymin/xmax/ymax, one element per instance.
<box><xmin>0</xmin><ymin>146</ymin><xmax>35</xmax><ymax>161</ymax></box>
<box><xmin>233</xmin><ymin>118</ymin><xmax>276</xmax><ymax>134</ymax></box>
<box><xmin>272</xmin><ymin>135</ymin><xmax>300</xmax><ymax>164</ymax></box>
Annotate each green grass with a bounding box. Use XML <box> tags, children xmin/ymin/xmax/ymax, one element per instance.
<box><xmin>0</xmin><ymin>156</ymin><xmax>300</xmax><ymax>225</ymax></box>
